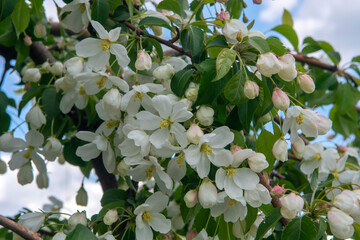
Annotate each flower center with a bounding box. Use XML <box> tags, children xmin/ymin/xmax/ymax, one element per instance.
<box><xmin>313</xmin><ymin>153</ymin><xmax>321</xmax><ymax>161</ymax></box>
<box><xmin>23</xmin><ymin>150</ymin><xmax>31</xmax><ymax>159</ymax></box>
<box><xmin>200</xmin><ymin>143</ymin><xmax>212</xmax><ymax>155</ymax></box>
<box><xmin>226</xmin><ymin>167</ymin><xmax>237</xmax><ymax>178</ymax></box>
<box><xmin>99</xmin><ymin>39</ymin><xmax>111</xmax><ymax>52</ymax></box>
<box><xmin>145</xmin><ymin>165</ymin><xmax>155</xmax><ymax>180</ymax></box>
<box><xmin>79</xmin><ymin>86</ymin><xmax>86</xmax><ymax>95</ymax></box>
<box><xmin>96</xmin><ymin>76</ymin><xmax>106</xmax><ymax>89</ymax></box>
<box><xmin>80</xmin><ymin>3</ymin><xmax>86</xmax><ymax>13</ymax></box>
<box><xmin>159</xmin><ymin>117</ymin><xmax>172</xmax><ymax>129</ymax></box>
<box><xmin>332</xmin><ymin>170</ymin><xmax>339</xmax><ymax>179</ymax></box>
<box><xmin>295</xmin><ymin>113</ymin><xmax>304</xmax><ymax>125</ymax></box>
<box><xmin>105</xmin><ymin>120</ymin><xmax>119</xmax><ymax>129</ymax></box>
<box><xmin>175</xmin><ymin>152</ymin><xmax>185</xmax><ymax>168</ymax></box>
<box><xmin>228</xmin><ymin>199</ymin><xmax>237</xmax><ymax>206</ymax></box>
<box><xmin>134</xmin><ymin>91</ymin><xmax>144</xmax><ymax>101</ymax></box>
<box><xmin>142</xmin><ymin>211</ymin><xmax>152</xmax><ymax>221</ymax></box>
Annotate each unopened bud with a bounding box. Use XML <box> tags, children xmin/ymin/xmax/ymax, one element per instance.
<box><xmin>186</xmin><ymin>124</ymin><xmax>204</xmax><ymax>144</ymax></box>
<box><xmin>253</xmin><ymin>0</ymin><xmax>262</xmax><ymax>4</ymax></box>
<box><xmin>153</xmin><ymin>64</ymin><xmax>175</xmax><ymax>81</ymax></box>
<box><xmin>291</xmin><ymin>137</ymin><xmax>305</xmax><ymax>159</ymax></box>
<box><xmin>132</xmin><ymin>0</ymin><xmax>141</xmax><ymax>6</ymax></box>
<box><xmin>278</xmin><ymin>54</ymin><xmax>297</xmax><ymax>82</ymax></box>
<box><xmin>25</xmin><ymin>105</ymin><xmax>46</xmax><ymax>129</ymax></box>
<box><xmin>196</xmin><ymin>105</ymin><xmax>214</xmax><ymax>126</ymax></box>
<box><xmin>272</xmin><ymin>138</ymin><xmax>288</xmax><ymax>162</ymax></box>
<box><xmin>104</xmin><ymin>209</ymin><xmax>118</xmax><ymax>225</ymax></box>
<box><xmin>230</xmin><ymin>144</ymin><xmax>241</xmax><ymax>154</ymax></box>
<box><xmin>23</xmin><ymin>68</ymin><xmax>41</xmax><ymax>83</ymax></box>
<box><xmin>186</xmin><ymin>230</ymin><xmax>197</xmax><ymax>240</ymax></box>
<box><xmin>256</xmin><ymin>52</ymin><xmax>281</xmax><ymax>77</ymax></box>
<box><xmin>65</xmin><ymin>57</ymin><xmax>84</xmax><ymax>75</ymax></box>
<box><xmin>297</xmin><ymin>74</ymin><xmax>315</xmax><ymax>93</ymax></box>
<box><xmin>24</xmin><ymin>35</ymin><xmax>32</xmax><ymax>46</ymax></box>
<box><xmin>272</xmin><ymin>88</ymin><xmax>289</xmax><ymax>111</ymax></box>
<box><xmin>243</xmin><ymin>13</ymin><xmax>249</xmax><ymax>23</ymax></box>
<box><xmin>184</xmin><ymin>190</ymin><xmax>198</xmax><ymax>208</ymax></box>
<box><xmin>198</xmin><ymin>178</ymin><xmax>217</xmax><ymax>208</ymax></box>
<box><xmin>76</xmin><ymin>186</ymin><xmax>88</xmax><ymax>206</ymax></box>
<box><xmin>69</xmin><ymin>211</ymin><xmax>87</xmax><ymax>227</ymax></box>
<box><xmin>248</xmin><ymin>152</ymin><xmax>269</xmax><ymax>172</ymax></box>
<box><xmin>117</xmin><ymin>160</ymin><xmax>130</xmax><ymax>177</ymax></box>
<box><xmin>258</xmin><ymin>113</ymin><xmax>272</xmax><ymax>123</ymax></box>
<box><xmin>135</xmin><ymin>49</ymin><xmax>152</xmax><ymax>71</ymax></box>
<box><xmin>50</xmin><ymin>62</ymin><xmax>64</xmax><ymax>76</ymax></box>
<box><xmin>217</xmin><ymin>9</ymin><xmax>229</xmax><ymax>21</ymax></box>
<box><xmin>34</xmin><ymin>22</ymin><xmax>47</xmax><ymax>39</ymax></box>
<box><xmin>151</xmin><ymin>26</ymin><xmax>163</xmax><ymax>36</ymax></box>
<box><xmin>185</xmin><ymin>82</ymin><xmax>199</xmax><ymax>101</ymax></box>
<box><xmin>244</xmin><ymin>80</ymin><xmax>259</xmax><ymax>99</ymax></box>
<box><xmin>271</xmin><ymin>185</ymin><xmax>285</xmax><ymax>197</ymax></box>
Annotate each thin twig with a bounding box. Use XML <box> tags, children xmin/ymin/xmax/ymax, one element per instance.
<box><xmin>0</xmin><ymin>216</ymin><xmax>43</xmax><ymax>240</ymax></box>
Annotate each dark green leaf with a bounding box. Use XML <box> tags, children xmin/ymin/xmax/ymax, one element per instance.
<box><xmin>139</xmin><ymin>17</ymin><xmax>173</xmax><ymax>31</ymax></box>
<box><xmin>100</xmin><ymin>189</ymin><xmax>127</xmax><ymax>206</ymax></box>
<box><xmin>170</xmin><ymin>66</ymin><xmax>194</xmax><ymax>97</ymax></box>
<box><xmin>19</xmin><ymin>85</ymin><xmax>44</xmax><ymax>115</ymax></box>
<box><xmin>310</xmin><ymin>169</ymin><xmax>318</xmax><ymax>191</ymax></box>
<box><xmin>217</xmin><ymin>216</ymin><xmax>236</xmax><ymax>240</ymax></box>
<box><xmin>282</xmin><ymin>9</ymin><xmax>293</xmax><ymax>27</ymax></box>
<box><xmin>256</xmin><ymin>129</ymin><xmax>277</xmax><ymax>172</ymax></box>
<box><xmin>0</xmin><ymin>0</ymin><xmax>18</xmax><ymax>21</ymax></box>
<box><xmin>147</xmin><ymin>38</ymin><xmax>163</xmax><ymax>60</ymax></box>
<box><xmin>41</xmin><ymin>88</ymin><xmax>61</xmax><ymax>118</ymax></box>
<box><xmin>272</xmin><ymin>24</ymin><xmax>299</xmax><ymax>51</ymax></box>
<box><xmin>314</xmin><ymin>218</ymin><xmax>327</xmax><ymax>240</ymax></box>
<box><xmin>0</xmin><ymin>17</ymin><xmax>17</xmax><ymax>47</ymax></box>
<box><xmin>282</xmin><ymin>216</ymin><xmax>317</xmax><ymax>240</ymax></box>
<box><xmin>66</xmin><ymin>224</ymin><xmax>97</xmax><ymax>240</ymax></box>
<box><xmin>63</xmin><ymin>138</ymin><xmax>87</xmax><ymax>167</ymax></box>
<box><xmin>91</xmin><ymin>0</ymin><xmax>110</xmax><ymax>25</ymax></box>
<box><xmin>267</xmin><ymin>37</ymin><xmax>287</xmax><ymax>56</ymax></box>
<box><xmin>226</xmin><ymin>0</ymin><xmax>243</xmax><ymax>19</ymax></box>
<box><xmin>14</xmin><ymin>40</ymin><xmax>29</xmax><ymax>70</ymax></box>
<box><xmin>330</xmin><ymin>105</ymin><xmax>357</xmax><ymax>137</ymax></box>
<box><xmin>232</xmin><ymin>130</ymin><xmax>246</xmax><ymax>148</ymax></box>
<box><xmin>180</xmin><ymin>26</ymin><xmax>204</xmax><ymax>56</ymax></box>
<box><xmin>245</xmin><ymin>206</ymin><xmax>258</xmax><ymax>232</ymax></box>
<box><xmin>11</xmin><ymin>0</ymin><xmax>30</xmax><ymax>37</ymax></box>
<box><xmin>0</xmin><ymin>112</ymin><xmax>10</xmax><ymax>134</ymax></box>
<box><xmin>207</xmin><ymin>35</ymin><xmax>228</xmax><ymax>48</ymax></box>
<box><xmin>255</xmin><ymin>207</ymin><xmax>282</xmax><ymax>240</ymax></box>
<box><xmin>314</xmin><ymin>72</ymin><xmax>338</xmax><ymax>91</ymax></box>
<box><xmin>237</xmin><ymin>98</ymin><xmax>259</xmax><ymax>132</ymax></box>
<box><xmin>248</xmin><ymin>36</ymin><xmax>270</xmax><ymax>53</ymax></box>
<box><xmin>224</xmin><ymin>69</ymin><xmax>247</xmax><ymax>104</ymax></box>
<box><xmin>215</xmin><ymin>48</ymin><xmax>237</xmax><ymax>81</ymax></box>
<box><xmin>113</xmin><ymin>5</ymin><xmax>130</xmax><ymax>21</ymax></box>
<box><xmin>180</xmin><ymin>203</ymin><xmax>202</xmax><ymax>224</ymax></box>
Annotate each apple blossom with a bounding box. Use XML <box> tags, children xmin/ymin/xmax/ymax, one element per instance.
<box><xmin>328</xmin><ymin>207</ymin><xmax>354</xmax><ymax>239</ymax></box>
<box><xmin>210</xmin><ymin>192</ymin><xmax>247</xmax><ymax>222</ymax></box>
<box><xmin>25</xmin><ymin>105</ymin><xmax>46</xmax><ymax>130</ymax></box>
<box><xmin>184</xmin><ymin>190</ymin><xmax>198</xmax><ymax>208</ymax></box>
<box><xmin>23</xmin><ymin>68</ymin><xmax>41</xmax><ymax>82</ymax></box>
<box><xmin>198</xmin><ymin>179</ymin><xmax>217</xmax><ymax>208</ymax></box>
<box><xmin>272</xmin><ymin>88</ymin><xmax>290</xmax><ymax>111</ymax></box>
<box><xmin>153</xmin><ymin>64</ymin><xmax>175</xmax><ymax>81</ymax></box>
<box><xmin>244</xmin><ymin>80</ymin><xmax>259</xmax><ymax>99</ymax></box>
<box><xmin>42</xmin><ymin>137</ymin><xmax>62</xmax><ymax>161</ymax></box>
<box><xmin>291</xmin><ymin>137</ymin><xmax>306</xmax><ymax>159</ymax></box>
<box><xmin>297</xmin><ymin>74</ymin><xmax>315</xmax><ymax>93</ymax></box>
<box><xmin>280</xmin><ymin>193</ymin><xmax>304</xmax><ymax>219</ymax></box>
<box><xmin>272</xmin><ymin>138</ymin><xmax>288</xmax><ymax>162</ymax></box>
<box><xmin>69</xmin><ymin>211</ymin><xmax>87</xmax><ymax>227</ymax></box>
<box><xmin>196</xmin><ymin>105</ymin><xmax>214</xmax><ymax>126</ymax></box>
<box><xmin>247</xmin><ymin>152</ymin><xmax>269</xmax><ymax>172</ymax></box>
<box><xmin>135</xmin><ymin>49</ymin><xmax>152</xmax><ymax>71</ymax></box>
<box><xmin>17</xmin><ymin>212</ymin><xmax>45</xmax><ymax>233</ymax></box>
<box><xmin>50</xmin><ymin>61</ymin><xmax>64</xmax><ymax>76</ymax></box>
<box><xmin>60</xmin><ymin>0</ymin><xmax>91</xmax><ymax>33</ymax></box>
<box><xmin>186</xmin><ymin>123</ymin><xmax>204</xmax><ymax>144</ymax></box>
<box><xmin>222</xmin><ymin>19</ymin><xmax>248</xmax><ymax>44</ymax></box>
<box><xmin>256</xmin><ymin>52</ymin><xmax>281</xmax><ymax>77</ymax></box>
<box><xmin>278</xmin><ymin>54</ymin><xmax>297</xmax><ymax>82</ymax></box>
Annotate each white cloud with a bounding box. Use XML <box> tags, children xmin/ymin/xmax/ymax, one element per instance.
<box><xmin>259</xmin><ymin>0</ymin><xmax>298</xmax><ymax>22</ymax></box>
<box><xmin>44</xmin><ymin>0</ymin><xmax>65</xmax><ymax>22</ymax></box>
<box><xmin>293</xmin><ymin>0</ymin><xmax>360</xmax><ymax>64</ymax></box>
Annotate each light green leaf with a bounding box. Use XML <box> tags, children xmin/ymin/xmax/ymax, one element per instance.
<box><xmin>158</xmin><ymin>0</ymin><xmax>183</xmax><ymax>17</ymax></box>
<box><xmin>31</xmin><ymin>0</ymin><xmax>45</xmax><ymax>19</ymax></box>
<box><xmin>214</xmin><ymin>48</ymin><xmax>237</xmax><ymax>81</ymax></box>
<box><xmin>282</xmin><ymin>9</ymin><xmax>293</xmax><ymax>27</ymax></box>
<box><xmin>0</xmin><ymin>0</ymin><xmax>18</xmax><ymax>21</ymax></box>
<box><xmin>282</xmin><ymin>216</ymin><xmax>317</xmax><ymax>240</ymax></box>
<box><xmin>248</xmin><ymin>36</ymin><xmax>270</xmax><ymax>53</ymax></box>
<box><xmin>11</xmin><ymin>0</ymin><xmax>30</xmax><ymax>37</ymax></box>
<box><xmin>335</xmin><ymin>83</ymin><xmax>359</xmax><ymax>114</ymax></box>
<box><xmin>272</xmin><ymin>24</ymin><xmax>299</xmax><ymax>51</ymax></box>
<box><xmin>255</xmin><ymin>207</ymin><xmax>282</xmax><ymax>240</ymax></box>
<box><xmin>224</xmin><ymin>69</ymin><xmax>247</xmax><ymax>104</ymax></box>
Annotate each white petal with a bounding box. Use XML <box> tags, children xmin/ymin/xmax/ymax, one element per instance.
<box><xmin>209</xmin><ymin>126</ymin><xmax>234</xmax><ymax>148</ymax></box>
<box><xmin>170</xmin><ymin>123</ymin><xmax>188</xmax><ymax>147</ymax></box>
<box><xmin>171</xmin><ymin>102</ymin><xmax>192</xmax><ymax>122</ymax></box>
<box><xmin>108</xmin><ymin>27</ymin><xmax>121</xmax><ymax>42</ymax></box>
<box><xmin>76</xmin><ymin>143</ymin><xmax>101</xmax><ymax>161</ymax></box>
<box><xmin>136</xmin><ymin>222</ymin><xmax>153</xmax><ymax>240</ymax></box>
<box><xmin>75</xmin><ymin>38</ymin><xmax>102</xmax><ymax>57</ymax></box>
<box><xmin>32</xmin><ymin>152</ymin><xmax>46</xmax><ymax>174</ymax></box>
<box><xmin>150</xmin><ymin>128</ymin><xmax>170</xmax><ymax>149</ymax></box>
<box><xmin>145</xmin><ymin>191</ymin><xmax>169</xmax><ymax>212</ymax></box>
<box><xmin>211</xmin><ymin>149</ymin><xmax>233</xmax><ymax>167</ymax></box>
<box><xmin>103</xmin><ymin>145</ymin><xmax>115</xmax><ymax>173</ymax></box>
<box><xmin>9</xmin><ymin>152</ymin><xmax>28</xmax><ymax>170</ymax></box>
<box><xmin>148</xmin><ymin>213</ymin><xmax>171</xmax><ymax>233</ymax></box>
<box><xmin>110</xmin><ymin>44</ymin><xmax>130</xmax><ymax>68</ymax></box>
<box><xmin>184</xmin><ymin>145</ymin><xmax>201</xmax><ymax>165</ymax></box>
<box><xmin>215</xmin><ymin>168</ymin><xmax>226</xmax><ymax>190</ymax></box>
<box><xmin>26</xmin><ymin>130</ymin><xmax>44</xmax><ymax>147</ymax></box>
<box><xmin>91</xmin><ymin>20</ymin><xmax>109</xmax><ymax>39</ymax></box>
<box><xmin>152</xmin><ymin>95</ymin><xmax>172</xmax><ymax>118</ymax></box>
<box><xmin>233</xmin><ymin>168</ymin><xmax>259</xmax><ymax>190</ymax></box>
<box><xmin>136</xmin><ymin>111</ymin><xmax>161</xmax><ymax>130</ymax></box>
<box><xmin>76</xmin><ymin>131</ymin><xmax>97</xmax><ymax>142</ymax></box>
<box><xmin>197</xmin><ymin>154</ymin><xmax>210</xmax><ymax>179</ymax></box>
<box><xmin>154</xmin><ymin>168</ymin><xmax>173</xmax><ymax>193</ymax></box>
<box><xmin>88</xmin><ymin>52</ymin><xmax>110</xmax><ymax>71</ymax></box>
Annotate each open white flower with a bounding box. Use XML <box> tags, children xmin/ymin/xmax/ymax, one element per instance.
<box><xmin>223</xmin><ymin>19</ymin><xmax>248</xmax><ymax>44</ymax></box>
<box><xmin>76</xmin><ymin>131</ymin><xmax>115</xmax><ymax>173</ymax></box>
<box><xmin>75</xmin><ymin>21</ymin><xmax>130</xmax><ymax>70</ymax></box>
<box><xmin>60</xmin><ymin>0</ymin><xmax>91</xmax><ymax>33</ymax></box>
<box><xmin>167</xmin><ymin>151</ymin><xmax>186</xmax><ymax>181</ymax></box>
<box><xmin>184</xmin><ymin>126</ymin><xmax>234</xmax><ymax>178</ymax></box>
<box><xmin>135</xmin><ymin>95</ymin><xmax>192</xmax><ymax>148</ymax></box>
<box><xmin>244</xmin><ymin>183</ymin><xmax>272</xmax><ymax>207</ymax></box>
<box><xmin>210</xmin><ymin>192</ymin><xmax>247</xmax><ymax>223</ymax></box>
<box><xmin>134</xmin><ymin>192</ymin><xmax>171</xmax><ymax>240</ymax></box>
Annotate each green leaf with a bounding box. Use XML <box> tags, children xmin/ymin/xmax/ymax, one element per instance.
<box><xmin>113</xmin><ymin>5</ymin><xmax>130</xmax><ymax>21</ymax></box>
<box><xmin>158</xmin><ymin>0</ymin><xmax>183</xmax><ymax>17</ymax></box>
<box><xmin>282</xmin><ymin>9</ymin><xmax>293</xmax><ymax>27</ymax></box>
<box><xmin>207</xmin><ymin>35</ymin><xmax>228</xmax><ymax>48</ymax></box>
<box><xmin>41</xmin><ymin>88</ymin><xmax>61</xmax><ymax>118</ymax></box>
<box><xmin>100</xmin><ymin>189</ymin><xmax>127</xmax><ymax>206</ymax></box>
<box><xmin>237</xmin><ymin>98</ymin><xmax>259</xmax><ymax>132</ymax></box>
<box><xmin>66</xmin><ymin>224</ymin><xmax>97</xmax><ymax>240</ymax></box>
<box><xmin>180</xmin><ymin>203</ymin><xmax>202</xmax><ymax>224</ymax></box>
<box><xmin>0</xmin><ymin>17</ymin><xmax>17</xmax><ymax>47</ymax></box>
<box><xmin>282</xmin><ymin>216</ymin><xmax>317</xmax><ymax>240</ymax></box>
<box><xmin>0</xmin><ymin>0</ymin><xmax>18</xmax><ymax>21</ymax></box>
<box><xmin>0</xmin><ymin>112</ymin><xmax>10</xmax><ymax>134</ymax></box>
<box><xmin>314</xmin><ymin>218</ymin><xmax>327</xmax><ymax>240</ymax></box>
<box><xmin>256</xmin><ymin>129</ymin><xmax>277</xmax><ymax>172</ymax></box>
<box><xmin>31</xmin><ymin>0</ymin><xmax>45</xmax><ymax>19</ymax></box>
<box><xmin>248</xmin><ymin>36</ymin><xmax>270</xmax><ymax>53</ymax></box>
<box><xmin>272</xmin><ymin>24</ymin><xmax>299</xmax><ymax>51</ymax></box>
<box><xmin>226</xmin><ymin>0</ymin><xmax>243</xmax><ymax>19</ymax></box>
<box><xmin>352</xmin><ymin>56</ymin><xmax>360</xmax><ymax>63</ymax></box>
<box><xmin>63</xmin><ymin>138</ymin><xmax>87</xmax><ymax>167</ymax></box>
<box><xmin>19</xmin><ymin>85</ymin><xmax>44</xmax><ymax>115</ymax></box>
<box><xmin>139</xmin><ymin>17</ymin><xmax>173</xmax><ymax>31</ymax></box>
<box><xmin>217</xmin><ymin>216</ymin><xmax>236</xmax><ymax>240</ymax></box>
<box><xmin>310</xmin><ymin>169</ymin><xmax>318</xmax><ymax>191</ymax></box>
<box><xmin>170</xmin><ymin>66</ymin><xmax>194</xmax><ymax>97</ymax></box>
<box><xmin>224</xmin><ymin>69</ymin><xmax>247</xmax><ymax>104</ymax></box>
<box><xmin>335</xmin><ymin>83</ymin><xmax>359</xmax><ymax>114</ymax></box>
<box><xmin>180</xmin><ymin>26</ymin><xmax>204</xmax><ymax>56</ymax></box>
<box><xmin>330</xmin><ymin>105</ymin><xmax>357</xmax><ymax>137</ymax></box>
<box><xmin>267</xmin><ymin>37</ymin><xmax>287</xmax><ymax>56</ymax></box>
<box><xmin>214</xmin><ymin>48</ymin><xmax>237</xmax><ymax>81</ymax></box>
<box><xmin>11</xmin><ymin>0</ymin><xmax>30</xmax><ymax>37</ymax></box>
<box><xmin>146</xmin><ymin>38</ymin><xmax>163</xmax><ymax>61</ymax></box>
<box><xmin>91</xmin><ymin>0</ymin><xmax>110</xmax><ymax>25</ymax></box>
<box><xmin>255</xmin><ymin>207</ymin><xmax>282</xmax><ymax>240</ymax></box>
<box><xmin>245</xmin><ymin>206</ymin><xmax>258</xmax><ymax>232</ymax></box>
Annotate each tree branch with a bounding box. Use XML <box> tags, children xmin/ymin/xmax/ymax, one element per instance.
<box><xmin>0</xmin><ymin>216</ymin><xmax>43</xmax><ymax>240</ymax></box>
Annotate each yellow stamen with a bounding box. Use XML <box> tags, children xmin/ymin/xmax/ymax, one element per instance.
<box><xmin>159</xmin><ymin>117</ymin><xmax>172</xmax><ymax>129</ymax></box>
<box><xmin>296</xmin><ymin>113</ymin><xmax>304</xmax><ymax>125</ymax></box>
<box><xmin>23</xmin><ymin>150</ymin><xmax>31</xmax><ymax>159</ymax></box>
<box><xmin>105</xmin><ymin>120</ymin><xmax>119</xmax><ymax>129</ymax></box>
<box><xmin>226</xmin><ymin>168</ymin><xmax>237</xmax><ymax>178</ymax></box>
<box><xmin>99</xmin><ymin>39</ymin><xmax>111</xmax><ymax>52</ymax></box>
<box><xmin>96</xmin><ymin>76</ymin><xmax>106</xmax><ymax>89</ymax></box>
<box><xmin>142</xmin><ymin>211</ymin><xmax>152</xmax><ymax>221</ymax></box>
<box><xmin>134</xmin><ymin>91</ymin><xmax>144</xmax><ymax>101</ymax></box>
<box><xmin>332</xmin><ymin>170</ymin><xmax>339</xmax><ymax>179</ymax></box>
<box><xmin>145</xmin><ymin>165</ymin><xmax>155</xmax><ymax>180</ymax></box>
<box><xmin>79</xmin><ymin>86</ymin><xmax>86</xmax><ymax>95</ymax></box>
<box><xmin>228</xmin><ymin>199</ymin><xmax>237</xmax><ymax>206</ymax></box>
<box><xmin>313</xmin><ymin>153</ymin><xmax>321</xmax><ymax>161</ymax></box>
<box><xmin>175</xmin><ymin>152</ymin><xmax>185</xmax><ymax>168</ymax></box>
<box><xmin>80</xmin><ymin>3</ymin><xmax>86</xmax><ymax>13</ymax></box>
<box><xmin>200</xmin><ymin>143</ymin><xmax>212</xmax><ymax>155</ymax></box>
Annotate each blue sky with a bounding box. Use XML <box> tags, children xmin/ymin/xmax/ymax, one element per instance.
<box><xmin>1</xmin><ymin>0</ymin><xmax>360</xmax><ymax>216</ymax></box>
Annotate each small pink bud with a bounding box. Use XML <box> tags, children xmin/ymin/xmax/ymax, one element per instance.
<box><xmin>337</xmin><ymin>145</ymin><xmax>347</xmax><ymax>153</ymax></box>
<box><xmin>186</xmin><ymin>124</ymin><xmax>204</xmax><ymax>144</ymax></box>
<box><xmin>244</xmin><ymin>80</ymin><xmax>259</xmax><ymax>99</ymax></box>
<box><xmin>271</xmin><ymin>185</ymin><xmax>285</xmax><ymax>197</ymax></box>
<box><xmin>243</xmin><ymin>13</ymin><xmax>249</xmax><ymax>23</ymax></box>
<box><xmin>186</xmin><ymin>230</ymin><xmax>197</xmax><ymax>240</ymax></box>
<box><xmin>184</xmin><ymin>190</ymin><xmax>198</xmax><ymax>208</ymax></box>
<box><xmin>253</xmin><ymin>0</ymin><xmax>262</xmax><ymax>3</ymax></box>
<box><xmin>272</xmin><ymin>88</ymin><xmax>289</xmax><ymax>111</ymax></box>
<box><xmin>297</xmin><ymin>74</ymin><xmax>315</xmax><ymax>93</ymax></box>
<box><xmin>24</xmin><ymin>35</ymin><xmax>32</xmax><ymax>46</ymax></box>
<box><xmin>217</xmin><ymin>9</ymin><xmax>229</xmax><ymax>20</ymax></box>
<box><xmin>135</xmin><ymin>49</ymin><xmax>152</xmax><ymax>71</ymax></box>
<box><xmin>315</xmin><ymin>113</ymin><xmax>332</xmax><ymax>135</ymax></box>
<box><xmin>231</xmin><ymin>144</ymin><xmax>241</xmax><ymax>154</ymax></box>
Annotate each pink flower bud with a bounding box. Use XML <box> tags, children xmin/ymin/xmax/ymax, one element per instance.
<box><xmin>297</xmin><ymin>74</ymin><xmax>315</xmax><ymax>93</ymax></box>
<box><xmin>272</xmin><ymin>138</ymin><xmax>288</xmax><ymax>162</ymax></box>
<box><xmin>24</xmin><ymin>35</ymin><xmax>32</xmax><ymax>46</ymax></box>
<box><xmin>184</xmin><ymin>190</ymin><xmax>198</xmax><ymax>208</ymax></box>
<box><xmin>186</xmin><ymin>230</ymin><xmax>197</xmax><ymax>240</ymax></box>
<box><xmin>217</xmin><ymin>9</ymin><xmax>229</xmax><ymax>20</ymax></box>
<box><xmin>244</xmin><ymin>80</ymin><xmax>259</xmax><ymax>99</ymax></box>
<box><xmin>230</xmin><ymin>144</ymin><xmax>241</xmax><ymax>154</ymax></box>
<box><xmin>135</xmin><ymin>49</ymin><xmax>152</xmax><ymax>71</ymax></box>
<box><xmin>198</xmin><ymin>178</ymin><xmax>217</xmax><ymax>208</ymax></box>
<box><xmin>272</xmin><ymin>88</ymin><xmax>289</xmax><ymax>111</ymax></box>
<box><xmin>271</xmin><ymin>185</ymin><xmax>285</xmax><ymax>197</ymax></box>
<box><xmin>328</xmin><ymin>207</ymin><xmax>354</xmax><ymax>239</ymax></box>
<box><xmin>253</xmin><ymin>0</ymin><xmax>262</xmax><ymax>4</ymax></box>
<box><xmin>186</xmin><ymin>124</ymin><xmax>204</xmax><ymax>144</ymax></box>
<box><xmin>256</xmin><ymin>52</ymin><xmax>281</xmax><ymax>77</ymax></box>
<box><xmin>278</xmin><ymin>54</ymin><xmax>297</xmax><ymax>82</ymax></box>
<box><xmin>248</xmin><ymin>152</ymin><xmax>269</xmax><ymax>172</ymax></box>
<box><xmin>314</xmin><ymin>113</ymin><xmax>332</xmax><ymax>135</ymax></box>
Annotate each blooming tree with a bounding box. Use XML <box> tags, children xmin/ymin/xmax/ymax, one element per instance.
<box><xmin>0</xmin><ymin>0</ymin><xmax>360</xmax><ymax>239</ymax></box>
